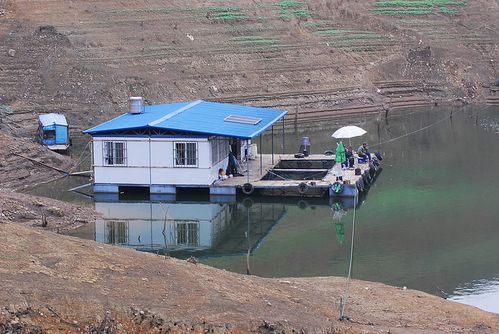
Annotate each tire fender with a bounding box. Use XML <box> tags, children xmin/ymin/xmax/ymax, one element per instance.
<box><xmin>331</xmin><ymin>181</ymin><xmax>344</xmax><ymax>194</ymax></box>
<box><xmin>242</xmin><ymin>182</ymin><xmax>254</xmax><ymax>195</ymax></box>
<box><xmin>298</xmin><ymin>182</ymin><xmax>308</xmax><ymax>195</ymax></box>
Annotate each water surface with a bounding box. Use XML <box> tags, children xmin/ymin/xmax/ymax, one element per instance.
<box><xmin>64</xmin><ymin>105</ymin><xmax>499</xmax><ymax>313</ymax></box>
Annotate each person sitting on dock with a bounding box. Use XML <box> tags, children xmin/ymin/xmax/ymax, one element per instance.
<box><xmin>218</xmin><ymin>168</ymin><xmax>233</xmax><ymax>181</ymax></box>
<box><xmin>357</xmin><ymin>142</ymin><xmax>371</xmax><ymax>162</ymax></box>
<box><xmin>218</xmin><ymin>168</ymin><xmax>229</xmax><ymax>180</ymax></box>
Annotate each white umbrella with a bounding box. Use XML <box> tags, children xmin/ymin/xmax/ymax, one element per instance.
<box><xmin>331</xmin><ymin>125</ymin><xmax>367</xmax><ymax>146</ymax></box>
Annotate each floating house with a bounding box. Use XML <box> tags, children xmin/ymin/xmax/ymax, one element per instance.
<box><xmin>84</xmin><ymin>98</ymin><xmax>288</xmax><ymax>196</ymax></box>
<box><xmin>38</xmin><ymin>113</ymin><xmax>70</xmax><ymax>151</ymax></box>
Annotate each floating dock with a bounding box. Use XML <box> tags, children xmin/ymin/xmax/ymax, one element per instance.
<box><xmin>211</xmin><ymin>153</ymin><xmax>381</xmax><ymax>199</ymax></box>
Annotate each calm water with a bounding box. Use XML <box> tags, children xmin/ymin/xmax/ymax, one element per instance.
<box><xmin>62</xmin><ymin>105</ymin><xmax>498</xmax><ymax>313</ymax></box>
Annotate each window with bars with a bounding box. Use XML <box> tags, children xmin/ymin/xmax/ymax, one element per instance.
<box><xmin>175</xmin><ymin>221</ymin><xmax>199</xmax><ymax>246</ymax></box>
<box><xmin>103</xmin><ymin>141</ymin><xmax>126</xmax><ymax>166</ymax></box>
<box><xmin>174</xmin><ymin>142</ymin><xmax>198</xmax><ymax>167</ymax></box>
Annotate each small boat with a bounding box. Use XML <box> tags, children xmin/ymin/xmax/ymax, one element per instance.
<box><xmin>38</xmin><ymin>113</ymin><xmax>70</xmax><ymax>152</ymax></box>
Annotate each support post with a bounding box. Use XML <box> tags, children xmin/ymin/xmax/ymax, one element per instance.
<box><xmin>282</xmin><ymin>117</ymin><xmax>285</xmax><ymax>154</ymax></box>
<box><xmin>271</xmin><ymin>126</ymin><xmax>274</xmax><ymax>165</ymax></box>
<box><xmin>259</xmin><ymin>134</ymin><xmax>263</xmax><ymax>175</ymax></box>
<box><xmin>246</xmin><ymin>140</ymin><xmax>250</xmax><ymax>184</ymax></box>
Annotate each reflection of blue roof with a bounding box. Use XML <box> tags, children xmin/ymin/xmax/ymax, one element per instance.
<box><xmin>39</xmin><ymin>113</ymin><xmax>68</xmax><ymax>127</ymax></box>
<box><xmin>84</xmin><ymin>100</ymin><xmax>288</xmax><ymax>139</ymax></box>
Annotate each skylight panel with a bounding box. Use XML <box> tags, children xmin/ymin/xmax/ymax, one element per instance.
<box><xmin>224</xmin><ymin>115</ymin><xmax>262</xmax><ymax>125</ymax></box>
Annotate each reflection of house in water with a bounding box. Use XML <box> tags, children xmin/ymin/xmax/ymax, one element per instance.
<box><xmin>93</xmin><ymin>201</ymin><xmax>287</xmax><ymax>257</ymax></box>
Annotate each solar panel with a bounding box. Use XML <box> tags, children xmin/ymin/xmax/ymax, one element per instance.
<box><xmin>224</xmin><ymin>115</ymin><xmax>262</xmax><ymax>125</ymax></box>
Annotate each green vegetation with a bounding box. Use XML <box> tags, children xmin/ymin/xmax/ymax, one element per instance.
<box><xmin>275</xmin><ymin>1</ymin><xmax>306</xmax><ymax>9</ymax></box>
<box><xmin>207</xmin><ymin>7</ymin><xmax>249</xmax><ymax>22</ymax></box>
<box><xmin>371</xmin><ymin>0</ymin><xmax>466</xmax><ymax>16</ymax></box>
<box><xmin>373</xmin><ymin>7</ymin><xmax>434</xmax><ymax>15</ymax></box>
<box><xmin>373</xmin><ymin>0</ymin><xmax>466</xmax><ymax>6</ymax></box>
<box><xmin>274</xmin><ymin>1</ymin><xmax>311</xmax><ymax>21</ymax></box>
<box><xmin>229</xmin><ymin>35</ymin><xmax>283</xmax><ymax>53</ymax></box>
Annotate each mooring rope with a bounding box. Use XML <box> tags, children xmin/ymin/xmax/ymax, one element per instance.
<box><xmin>370</xmin><ymin>108</ymin><xmax>464</xmax><ymax>148</ymax></box>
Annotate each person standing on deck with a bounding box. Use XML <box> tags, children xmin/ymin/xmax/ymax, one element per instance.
<box><xmin>334</xmin><ymin>142</ymin><xmax>346</xmax><ymax>179</ymax></box>
<box><xmin>336</xmin><ymin>141</ymin><xmax>346</xmax><ymax>168</ymax></box>
<box><xmin>345</xmin><ymin>146</ymin><xmax>354</xmax><ymax>168</ymax></box>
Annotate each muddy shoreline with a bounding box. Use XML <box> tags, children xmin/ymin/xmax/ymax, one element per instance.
<box><xmin>1</xmin><ymin>222</ymin><xmax>499</xmax><ymax>333</ymax></box>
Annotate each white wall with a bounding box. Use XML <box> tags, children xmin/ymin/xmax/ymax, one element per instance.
<box><xmin>92</xmin><ymin>136</ymin><xmax>223</xmax><ymax>186</ymax></box>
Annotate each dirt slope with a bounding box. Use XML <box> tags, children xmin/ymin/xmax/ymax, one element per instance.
<box><xmin>0</xmin><ymin>0</ymin><xmax>497</xmax><ymax>186</ymax></box>
<box><xmin>1</xmin><ymin>222</ymin><xmax>498</xmax><ymax>333</ymax></box>
<box><xmin>1</xmin><ymin>0</ymin><xmax>498</xmax><ymax>133</ymax></box>
<box><xmin>0</xmin><ymin>190</ymin><xmax>96</xmax><ymax>231</ymax></box>
<box><xmin>0</xmin><ymin>132</ymin><xmax>74</xmax><ymax>191</ymax></box>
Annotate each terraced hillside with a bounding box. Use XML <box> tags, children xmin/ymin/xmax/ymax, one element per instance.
<box><xmin>0</xmin><ymin>0</ymin><xmax>497</xmax><ymax>141</ymax></box>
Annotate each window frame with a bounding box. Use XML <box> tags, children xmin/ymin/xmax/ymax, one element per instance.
<box><xmin>175</xmin><ymin>221</ymin><xmax>200</xmax><ymax>247</ymax></box>
<box><xmin>103</xmin><ymin>141</ymin><xmax>127</xmax><ymax>166</ymax></box>
<box><xmin>173</xmin><ymin>141</ymin><xmax>198</xmax><ymax>168</ymax></box>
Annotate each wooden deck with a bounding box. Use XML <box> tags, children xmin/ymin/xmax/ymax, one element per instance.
<box><xmin>213</xmin><ymin>153</ymin><xmax>373</xmax><ymax>194</ymax></box>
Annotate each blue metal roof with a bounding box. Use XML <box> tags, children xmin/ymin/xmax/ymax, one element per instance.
<box><xmin>84</xmin><ymin>100</ymin><xmax>288</xmax><ymax>139</ymax></box>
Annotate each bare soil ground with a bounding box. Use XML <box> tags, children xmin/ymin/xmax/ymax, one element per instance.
<box><xmin>1</xmin><ymin>0</ymin><xmax>499</xmax><ymax>332</ymax></box>
<box><xmin>0</xmin><ymin>190</ymin><xmax>96</xmax><ymax>232</ymax></box>
<box><xmin>0</xmin><ymin>132</ymin><xmax>74</xmax><ymax>191</ymax></box>
<box><xmin>1</xmin><ymin>222</ymin><xmax>499</xmax><ymax>333</ymax></box>
<box><xmin>0</xmin><ymin>0</ymin><xmax>498</xmax><ymax>186</ymax></box>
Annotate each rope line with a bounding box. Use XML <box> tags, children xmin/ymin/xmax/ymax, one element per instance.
<box><xmin>69</xmin><ymin>141</ymin><xmax>91</xmax><ymax>174</ymax></box>
<box><xmin>371</xmin><ymin>109</ymin><xmax>463</xmax><ymax>149</ymax></box>
<box><xmin>339</xmin><ymin>189</ymin><xmax>357</xmax><ymax>320</ymax></box>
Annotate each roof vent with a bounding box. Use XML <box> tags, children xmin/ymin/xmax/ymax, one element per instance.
<box><xmin>129</xmin><ymin>97</ymin><xmax>144</xmax><ymax>114</ymax></box>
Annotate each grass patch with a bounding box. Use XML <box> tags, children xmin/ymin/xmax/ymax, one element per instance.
<box><xmin>230</xmin><ymin>35</ymin><xmax>283</xmax><ymax>53</ymax></box>
<box><xmin>275</xmin><ymin>1</ymin><xmax>306</xmax><ymax>9</ymax></box>
<box><xmin>373</xmin><ymin>7</ymin><xmax>435</xmax><ymax>15</ymax></box>
<box><xmin>274</xmin><ymin>1</ymin><xmax>311</xmax><ymax>21</ymax></box>
<box><xmin>372</xmin><ymin>0</ymin><xmax>466</xmax><ymax>16</ymax></box>
<box><xmin>374</xmin><ymin>0</ymin><xmax>466</xmax><ymax>6</ymax></box>
<box><xmin>207</xmin><ymin>7</ymin><xmax>249</xmax><ymax>22</ymax></box>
